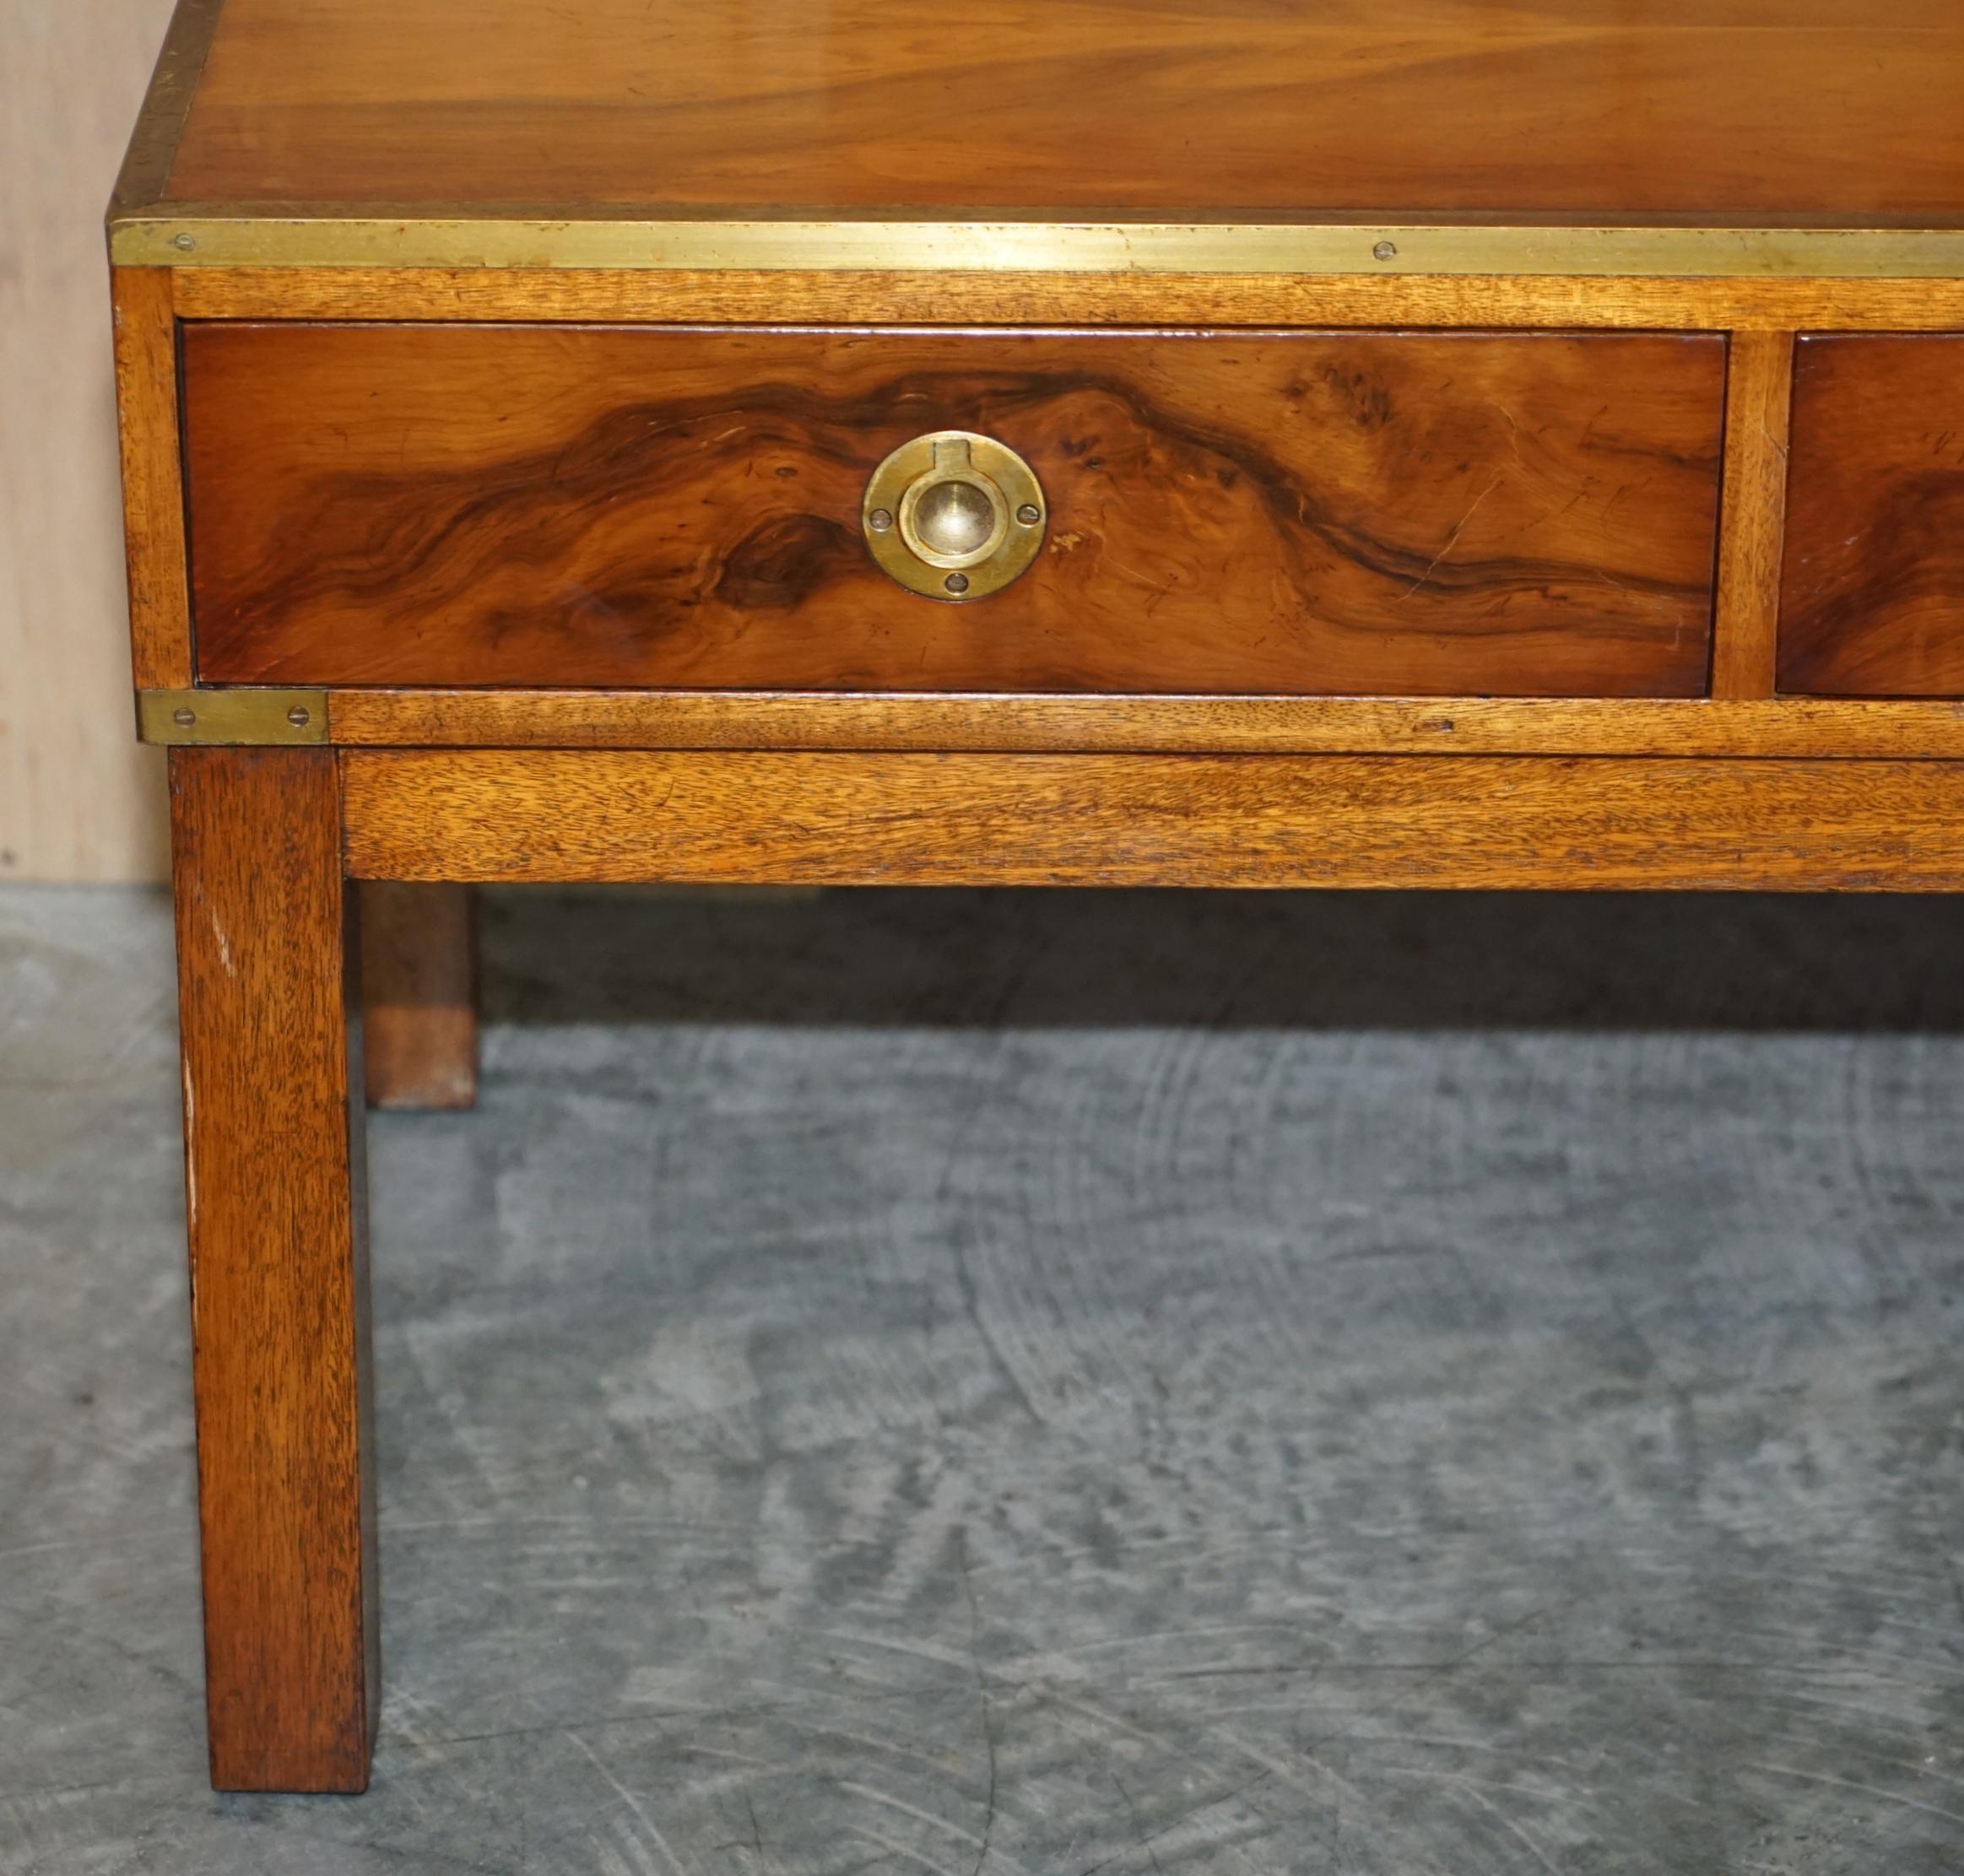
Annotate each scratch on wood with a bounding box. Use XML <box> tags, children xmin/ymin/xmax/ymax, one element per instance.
<box><xmin>181</xmin><ymin>1059</ymin><xmax>197</xmax><ymax>1231</ymax></box>
<box><xmin>1403</xmin><ymin>476</ymin><xmax>1501</xmax><ymax>597</ymax></box>
<box><xmin>206</xmin><ymin>903</ymin><xmax>236</xmax><ymax>981</ymax></box>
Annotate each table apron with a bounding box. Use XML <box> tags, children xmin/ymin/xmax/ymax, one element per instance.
<box><xmin>338</xmin><ymin>749</ymin><xmax>1964</xmax><ymax>892</ymax></box>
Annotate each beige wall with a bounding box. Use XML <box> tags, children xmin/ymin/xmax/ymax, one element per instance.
<box><xmin>2</xmin><ymin>0</ymin><xmax>178</xmax><ymax>884</ymax></box>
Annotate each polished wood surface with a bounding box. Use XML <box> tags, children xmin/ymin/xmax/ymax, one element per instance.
<box><xmin>360</xmin><ymin>882</ymin><xmax>478</xmax><ymax>1111</ymax></box>
<box><xmin>1711</xmin><ymin>332</ymin><xmax>1794</xmax><ymax>700</ymax></box>
<box><xmin>169</xmin><ymin>268</ymin><xmax>1964</xmax><ymax>337</ymax></box>
<box><xmin>170</xmin><ymin>747</ymin><xmax>375</xmax><ymax>1792</ymax></box>
<box><xmin>182</xmin><ymin>324</ymin><xmax>1723</xmax><ymax>698</ymax></box>
<box><xmin>155</xmin><ymin>0</ymin><xmax>1964</xmax><ymax>224</ymax></box>
<box><xmin>324</xmin><ymin>689</ymin><xmax>1964</xmax><ymax>761</ymax></box>
<box><xmin>1780</xmin><ymin>336</ymin><xmax>1964</xmax><ymax>696</ymax></box>
<box><xmin>341</xmin><ymin>749</ymin><xmax>1964</xmax><ymax>893</ymax></box>
<box><xmin>110</xmin><ymin>268</ymin><xmax>190</xmax><ymax>690</ymax></box>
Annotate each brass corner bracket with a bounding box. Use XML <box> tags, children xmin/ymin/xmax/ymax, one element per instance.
<box><xmin>138</xmin><ymin>688</ymin><xmax>330</xmax><ymax>747</ymax></box>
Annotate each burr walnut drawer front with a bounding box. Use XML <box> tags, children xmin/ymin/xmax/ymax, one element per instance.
<box><xmin>181</xmin><ymin>324</ymin><xmax>1727</xmax><ymax>697</ymax></box>
<box><xmin>1781</xmin><ymin>335</ymin><xmax>1964</xmax><ymax>697</ymax></box>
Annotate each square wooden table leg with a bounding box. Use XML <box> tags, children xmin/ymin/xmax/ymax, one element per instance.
<box><xmin>361</xmin><ymin>883</ymin><xmax>479</xmax><ymax>1111</ymax></box>
<box><xmin>169</xmin><ymin>747</ymin><xmax>377</xmax><ymax>1794</ymax></box>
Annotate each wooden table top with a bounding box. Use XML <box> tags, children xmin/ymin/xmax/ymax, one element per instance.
<box><xmin>113</xmin><ymin>0</ymin><xmax>1964</xmax><ymax>275</ymax></box>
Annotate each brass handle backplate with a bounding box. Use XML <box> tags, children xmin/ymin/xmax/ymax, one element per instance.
<box><xmin>862</xmin><ymin>430</ymin><xmax>1047</xmax><ymax>601</ymax></box>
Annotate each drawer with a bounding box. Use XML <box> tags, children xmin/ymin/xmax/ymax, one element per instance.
<box><xmin>181</xmin><ymin>325</ymin><xmax>1726</xmax><ymax>696</ymax></box>
<box><xmin>1781</xmin><ymin>335</ymin><xmax>1964</xmax><ymax>696</ymax></box>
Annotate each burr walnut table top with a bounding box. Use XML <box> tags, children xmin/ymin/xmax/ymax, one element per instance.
<box><xmin>112</xmin><ymin>0</ymin><xmax>1964</xmax><ymax>277</ymax></box>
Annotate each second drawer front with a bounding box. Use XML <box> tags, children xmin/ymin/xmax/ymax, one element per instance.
<box><xmin>183</xmin><ymin>325</ymin><xmax>1725</xmax><ymax>696</ymax></box>
<box><xmin>1780</xmin><ymin>335</ymin><xmax>1964</xmax><ymax>696</ymax></box>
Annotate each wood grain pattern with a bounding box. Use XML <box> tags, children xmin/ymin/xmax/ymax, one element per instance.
<box><xmin>360</xmin><ymin>882</ymin><xmax>477</xmax><ymax>1111</ymax></box>
<box><xmin>342</xmin><ymin>749</ymin><xmax>1964</xmax><ymax>893</ymax></box>
<box><xmin>323</xmin><ymin>689</ymin><xmax>1964</xmax><ymax>761</ymax></box>
<box><xmin>158</xmin><ymin>0</ymin><xmax>1964</xmax><ymax>223</ymax></box>
<box><xmin>170</xmin><ymin>747</ymin><xmax>375</xmax><ymax>1793</ymax></box>
<box><xmin>182</xmin><ymin>324</ymin><xmax>1724</xmax><ymax>698</ymax></box>
<box><xmin>166</xmin><ymin>268</ymin><xmax>1964</xmax><ymax>337</ymax></box>
<box><xmin>110</xmin><ymin>268</ymin><xmax>191</xmax><ymax>689</ymax></box>
<box><xmin>1712</xmin><ymin>331</ymin><xmax>1795</xmax><ymax>700</ymax></box>
<box><xmin>1780</xmin><ymin>336</ymin><xmax>1964</xmax><ymax>696</ymax></box>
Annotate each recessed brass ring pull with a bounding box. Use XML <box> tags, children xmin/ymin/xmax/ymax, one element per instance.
<box><xmin>863</xmin><ymin>430</ymin><xmax>1047</xmax><ymax>601</ymax></box>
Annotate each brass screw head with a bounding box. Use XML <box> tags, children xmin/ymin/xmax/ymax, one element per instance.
<box><xmin>867</xmin><ymin>507</ymin><xmax>894</xmax><ymax>533</ymax></box>
<box><xmin>944</xmin><ymin>573</ymin><xmax>971</xmax><ymax>595</ymax></box>
<box><xmin>172</xmin><ymin>706</ymin><xmax>197</xmax><ymax>729</ymax></box>
<box><xmin>286</xmin><ymin>706</ymin><xmax>311</xmax><ymax>729</ymax></box>
<box><xmin>1373</xmin><ymin>240</ymin><xmax>1399</xmax><ymax>262</ymax></box>
<box><xmin>1016</xmin><ymin>503</ymin><xmax>1042</xmax><ymax>526</ymax></box>
<box><xmin>172</xmin><ymin>232</ymin><xmax>197</xmax><ymax>252</ymax></box>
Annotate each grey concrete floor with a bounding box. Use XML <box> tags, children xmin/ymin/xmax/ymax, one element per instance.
<box><xmin>5</xmin><ymin>883</ymin><xmax>1964</xmax><ymax>1874</ymax></box>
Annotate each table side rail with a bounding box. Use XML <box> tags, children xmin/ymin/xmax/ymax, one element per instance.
<box><xmin>338</xmin><ymin>748</ymin><xmax>1964</xmax><ymax>893</ymax></box>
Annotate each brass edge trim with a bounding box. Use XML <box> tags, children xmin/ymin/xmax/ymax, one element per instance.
<box><xmin>138</xmin><ymin>687</ymin><xmax>329</xmax><ymax>746</ymax></box>
<box><xmin>109</xmin><ymin>0</ymin><xmax>226</xmax><ymax>219</ymax></box>
<box><xmin>108</xmin><ymin>216</ymin><xmax>1964</xmax><ymax>277</ymax></box>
